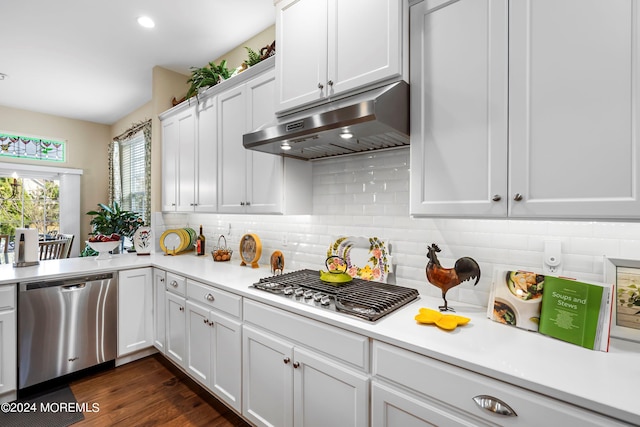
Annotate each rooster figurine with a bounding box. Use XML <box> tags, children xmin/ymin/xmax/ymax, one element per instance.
<box><xmin>426</xmin><ymin>243</ymin><xmax>480</xmax><ymax>312</ymax></box>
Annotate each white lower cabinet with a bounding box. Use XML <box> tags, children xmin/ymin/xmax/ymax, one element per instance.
<box><xmin>165</xmin><ymin>287</ymin><xmax>186</xmax><ymax>367</ymax></box>
<box><xmin>372</xmin><ymin>381</ymin><xmax>480</xmax><ymax>427</ymax></box>
<box><xmin>0</xmin><ymin>285</ymin><xmax>16</xmax><ymax>402</ymax></box>
<box><xmin>117</xmin><ymin>268</ymin><xmax>153</xmax><ymax>357</ymax></box>
<box><xmin>242</xmin><ymin>300</ymin><xmax>369</xmax><ymax>427</ymax></box>
<box><xmin>372</xmin><ymin>341</ymin><xmax>632</xmax><ymax>427</ymax></box>
<box><xmin>185</xmin><ymin>286</ymin><xmax>242</xmax><ymax>412</ymax></box>
<box><xmin>152</xmin><ymin>268</ymin><xmax>166</xmax><ymax>353</ymax></box>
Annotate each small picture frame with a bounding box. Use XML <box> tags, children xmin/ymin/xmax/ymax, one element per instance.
<box><xmin>604</xmin><ymin>257</ymin><xmax>640</xmax><ymax>343</ymax></box>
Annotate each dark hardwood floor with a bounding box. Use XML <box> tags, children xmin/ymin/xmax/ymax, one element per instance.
<box><xmin>69</xmin><ymin>354</ymin><xmax>251</xmax><ymax>427</ymax></box>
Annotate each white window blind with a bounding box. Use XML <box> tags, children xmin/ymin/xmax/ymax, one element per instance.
<box><xmin>118</xmin><ymin>132</ymin><xmax>146</xmax><ymax>216</ymax></box>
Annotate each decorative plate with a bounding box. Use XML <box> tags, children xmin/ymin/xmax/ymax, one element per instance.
<box><xmin>327</xmin><ymin>236</ymin><xmax>389</xmax><ymax>282</ymax></box>
<box><xmin>133</xmin><ymin>227</ymin><xmax>152</xmax><ymax>255</ymax></box>
<box><xmin>160</xmin><ymin>229</ymin><xmax>184</xmax><ymax>254</ymax></box>
<box><xmin>240</xmin><ymin>233</ymin><xmax>262</xmax><ymax>268</ymax></box>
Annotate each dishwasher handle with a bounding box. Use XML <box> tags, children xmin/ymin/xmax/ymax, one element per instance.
<box><xmin>61</xmin><ymin>283</ymin><xmax>87</xmax><ymax>291</ymax></box>
<box><xmin>20</xmin><ymin>272</ymin><xmax>114</xmax><ymax>291</ymax></box>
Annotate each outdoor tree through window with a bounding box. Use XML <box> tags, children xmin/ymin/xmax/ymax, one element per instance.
<box><xmin>0</xmin><ymin>176</ymin><xmax>60</xmax><ymax>248</ymax></box>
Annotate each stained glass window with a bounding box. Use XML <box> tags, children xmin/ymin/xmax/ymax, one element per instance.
<box><xmin>0</xmin><ymin>133</ymin><xmax>66</xmax><ymax>162</ymax></box>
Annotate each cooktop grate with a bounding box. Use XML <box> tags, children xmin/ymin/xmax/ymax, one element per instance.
<box><xmin>252</xmin><ymin>269</ymin><xmax>419</xmax><ymax>322</ymax></box>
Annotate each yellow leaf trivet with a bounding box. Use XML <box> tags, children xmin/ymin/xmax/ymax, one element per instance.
<box><xmin>414</xmin><ymin>308</ymin><xmax>470</xmax><ymax>331</ymax></box>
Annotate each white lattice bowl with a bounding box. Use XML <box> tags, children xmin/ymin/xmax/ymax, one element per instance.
<box><xmin>86</xmin><ymin>240</ymin><xmax>120</xmax><ymax>260</ymax></box>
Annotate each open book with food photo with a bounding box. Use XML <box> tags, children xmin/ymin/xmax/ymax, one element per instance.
<box><xmin>487</xmin><ymin>270</ymin><xmax>545</xmax><ymax>331</ymax></box>
<box><xmin>488</xmin><ymin>269</ymin><xmax>614</xmax><ymax>351</ymax></box>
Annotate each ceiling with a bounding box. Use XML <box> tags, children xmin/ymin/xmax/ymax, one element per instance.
<box><xmin>0</xmin><ymin>0</ymin><xmax>275</xmax><ymax>125</ymax></box>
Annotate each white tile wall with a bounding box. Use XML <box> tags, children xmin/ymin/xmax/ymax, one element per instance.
<box><xmin>157</xmin><ymin>147</ymin><xmax>640</xmax><ymax>308</ymax></box>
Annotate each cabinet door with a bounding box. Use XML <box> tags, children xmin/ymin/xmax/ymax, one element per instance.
<box><xmin>176</xmin><ymin>107</ymin><xmax>197</xmax><ymax>212</ymax></box>
<box><xmin>276</xmin><ymin>0</ymin><xmax>328</xmax><ymax>112</ymax></box>
<box><xmin>409</xmin><ymin>0</ymin><xmax>508</xmax><ymax>217</ymax></box>
<box><xmin>161</xmin><ymin>116</ymin><xmax>178</xmax><ymax>211</ymax></box>
<box><xmin>509</xmin><ymin>0</ymin><xmax>640</xmax><ymax>218</ymax></box>
<box><xmin>371</xmin><ymin>381</ymin><xmax>487</xmax><ymax>427</ymax></box>
<box><xmin>165</xmin><ymin>291</ymin><xmax>186</xmax><ymax>367</ymax></box>
<box><xmin>327</xmin><ymin>0</ymin><xmax>402</xmax><ymax>97</ymax></box>
<box><xmin>246</xmin><ymin>69</ymin><xmax>284</xmax><ymax>214</ymax></box>
<box><xmin>210</xmin><ymin>310</ymin><xmax>242</xmax><ymax>412</ymax></box>
<box><xmin>195</xmin><ymin>96</ymin><xmax>217</xmax><ymax>212</ymax></box>
<box><xmin>186</xmin><ymin>300</ymin><xmax>211</xmax><ymax>386</ymax></box>
<box><xmin>117</xmin><ymin>268</ymin><xmax>153</xmax><ymax>356</ymax></box>
<box><xmin>152</xmin><ymin>269</ymin><xmax>166</xmax><ymax>353</ymax></box>
<box><xmin>293</xmin><ymin>347</ymin><xmax>369</xmax><ymax>427</ymax></box>
<box><xmin>217</xmin><ymin>85</ymin><xmax>248</xmax><ymax>213</ymax></box>
<box><xmin>0</xmin><ymin>310</ymin><xmax>16</xmax><ymax>396</ymax></box>
<box><xmin>242</xmin><ymin>325</ymin><xmax>294</xmax><ymax>427</ymax></box>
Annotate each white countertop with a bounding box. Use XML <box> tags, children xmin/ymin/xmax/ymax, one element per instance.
<box><xmin>2</xmin><ymin>253</ymin><xmax>639</xmax><ymax>425</ymax></box>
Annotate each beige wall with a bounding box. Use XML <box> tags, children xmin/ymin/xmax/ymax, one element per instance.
<box><xmin>0</xmin><ymin>105</ymin><xmax>111</xmax><ymax>243</ymax></box>
<box><xmin>212</xmin><ymin>25</ymin><xmax>275</xmax><ymax>70</ymax></box>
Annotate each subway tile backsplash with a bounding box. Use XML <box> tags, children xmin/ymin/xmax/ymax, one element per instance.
<box><xmin>157</xmin><ymin>147</ymin><xmax>639</xmax><ymax>308</ymax></box>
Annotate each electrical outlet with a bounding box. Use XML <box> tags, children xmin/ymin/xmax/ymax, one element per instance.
<box><xmin>543</xmin><ymin>240</ymin><xmax>562</xmax><ymax>275</ymax></box>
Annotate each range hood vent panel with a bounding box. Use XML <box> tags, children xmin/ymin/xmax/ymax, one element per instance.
<box><xmin>243</xmin><ymin>81</ymin><xmax>409</xmax><ymax>161</ymax></box>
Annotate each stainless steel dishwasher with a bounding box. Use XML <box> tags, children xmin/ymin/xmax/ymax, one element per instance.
<box><xmin>18</xmin><ymin>272</ymin><xmax>117</xmax><ymax>389</ymax></box>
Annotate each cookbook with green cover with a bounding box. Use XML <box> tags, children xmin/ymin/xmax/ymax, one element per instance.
<box><xmin>538</xmin><ymin>276</ymin><xmax>613</xmax><ymax>351</ymax></box>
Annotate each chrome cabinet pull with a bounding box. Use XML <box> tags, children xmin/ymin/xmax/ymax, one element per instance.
<box><xmin>513</xmin><ymin>193</ymin><xmax>523</xmax><ymax>202</ymax></box>
<box><xmin>293</xmin><ymin>362</ymin><xmax>300</xmax><ymax>368</ymax></box>
<box><xmin>492</xmin><ymin>194</ymin><xmax>501</xmax><ymax>202</ymax></box>
<box><xmin>283</xmin><ymin>357</ymin><xmax>291</xmax><ymax>364</ymax></box>
<box><xmin>203</xmin><ymin>318</ymin><xmax>207</xmax><ymax>324</ymax></box>
<box><xmin>246</xmin><ymin>201</ymin><xmax>251</xmax><ymax>206</ymax></box>
<box><xmin>472</xmin><ymin>395</ymin><xmax>517</xmax><ymax>417</ymax></box>
<box><xmin>160</xmin><ymin>277</ymin><xmax>165</xmax><ymax>282</ymax></box>
<box><xmin>170</xmin><ymin>280</ymin><xmax>178</xmax><ymax>288</ymax></box>
<box><xmin>205</xmin><ymin>293</ymin><xmax>214</xmax><ymax>302</ymax></box>
<box><xmin>317</xmin><ymin>83</ymin><xmax>324</xmax><ymax>90</ymax></box>
<box><xmin>327</xmin><ymin>80</ymin><xmax>333</xmax><ymax>87</ymax></box>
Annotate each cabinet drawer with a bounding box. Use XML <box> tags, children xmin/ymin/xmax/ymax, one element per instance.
<box><xmin>186</xmin><ymin>279</ymin><xmax>241</xmax><ymax>318</ymax></box>
<box><xmin>0</xmin><ymin>285</ymin><xmax>15</xmax><ymax>310</ymax></box>
<box><xmin>165</xmin><ymin>272</ymin><xmax>186</xmax><ymax>296</ymax></box>
<box><xmin>373</xmin><ymin>341</ymin><xmax>630</xmax><ymax>426</ymax></box>
<box><xmin>244</xmin><ymin>299</ymin><xmax>369</xmax><ymax>371</ymax></box>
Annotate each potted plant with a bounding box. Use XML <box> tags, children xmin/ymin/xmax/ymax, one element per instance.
<box><xmin>185</xmin><ymin>59</ymin><xmax>233</xmax><ymax>101</ymax></box>
<box><xmin>82</xmin><ymin>202</ymin><xmax>142</xmax><ymax>256</ymax></box>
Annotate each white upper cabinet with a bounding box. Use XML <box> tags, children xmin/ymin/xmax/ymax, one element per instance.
<box><xmin>508</xmin><ymin>0</ymin><xmax>640</xmax><ymax>218</ymax></box>
<box><xmin>194</xmin><ymin>96</ymin><xmax>218</xmax><ymax>212</ymax></box>
<box><xmin>217</xmin><ymin>84</ymin><xmax>249</xmax><ymax>213</ymax></box>
<box><xmin>218</xmin><ymin>67</ymin><xmax>312</xmax><ymax>214</ymax></box>
<box><xmin>160</xmin><ymin>105</ymin><xmax>197</xmax><ymax>212</ymax></box>
<box><xmin>245</xmin><ymin>70</ymin><xmax>285</xmax><ymax>214</ymax></box>
<box><xmin>411</xmin><ymin>0</ymin><xmax>640</xmax><ymax>219</ymax></box>
<box><xmin>276</xmin><ymin>0</ymin><xmax>404</xmax><ymax>114</ymax></box>
<box><xmin>217</xmin><ymin>69</ymin><xmax>283</xmax><ymax>214</ymax></box>
<box><xmin>409</xmin><ymin>0</ymin><xmax>508</xmax><ymax>217</ymax></box>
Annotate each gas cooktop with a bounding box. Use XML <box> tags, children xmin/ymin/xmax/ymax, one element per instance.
<box><xmin>251</xmin><ymin>269</ymin><xmax>419</xmax><ymax>322</ymax></box>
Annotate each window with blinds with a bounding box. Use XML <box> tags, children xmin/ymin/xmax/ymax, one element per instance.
<box><xmin>118</xmin><ymin>132</ymin><xmax>146</xmax><ymax>216</ymax></box>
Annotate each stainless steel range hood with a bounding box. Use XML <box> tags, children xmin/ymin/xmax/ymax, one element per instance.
<box><xmin>243</xmin><ymin>81</ymin><xmax>409</xmax><ymax>161</ymax></box>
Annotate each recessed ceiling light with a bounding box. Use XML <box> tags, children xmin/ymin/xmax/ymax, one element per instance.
<box><xmin>280</xmin><ymin>142</ymin><xmax>292</xmax><ymax>151</ymax></box>
<box><xmin>137</xmin><ymin>16</ymin><xmax>155</xmax><ymax>28</ymax></box>
<box><xmin>340</xmin><ymin>132</ymin><xmax>353</xmax><ymax>139</ymax></box>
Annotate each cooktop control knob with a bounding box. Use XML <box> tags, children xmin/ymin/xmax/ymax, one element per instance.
<box><xmin>320</xmin><ymin>296</ymin><xmax>331</xmax><ymax>306</ymax></box>
<box><xmin>303</xmin><ymin>290</ymin><xmax>314</xmax><ymax>299</ymax></box>
<box><xmin>312</xmin><ymin>293</ymin><xmax>324</xmax><ymax>302</ymax></box>
<box><xmin>283</xmin><ymin>286</ymin><xmax>295</xmax><ymax>296</ymax></box>
<box><xmin>294</xmin><ymin>288</ymin><xmax>305</xmax><ymax>297</ymax></box>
